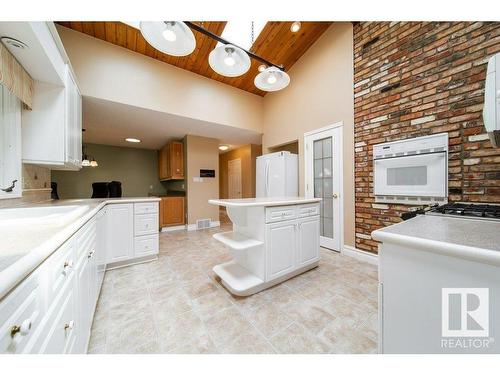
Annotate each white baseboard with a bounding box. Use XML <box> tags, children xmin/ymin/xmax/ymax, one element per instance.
<box><xmin>342</xmin><ymin>245</ymin><xmax>378</xmax><ymax>265</ymax></box>
<box><xmin>187</xmin><ymin>220</ymin><xmax>220</xmax><ymax>231</ymax></box>
<box><xmin>161</xmin><ymin>225</ymin><xmax>186</xmax><ymax>232</ymax></box>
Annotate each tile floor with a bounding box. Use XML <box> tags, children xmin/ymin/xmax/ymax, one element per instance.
<box><xmin>88</xmin><ymin>225</ymin><xmax>379</xmax><ymax>354</ymax></box>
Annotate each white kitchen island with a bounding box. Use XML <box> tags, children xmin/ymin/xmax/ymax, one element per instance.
<box><xmin>209</xmin><ymin>197</ymin><xmax>321</xmax><ymax>296</ymax></box>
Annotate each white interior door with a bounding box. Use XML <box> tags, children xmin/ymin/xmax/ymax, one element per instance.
<box><xmin>304</xmin><ymin>124</ymin><xmax>343</xmax><ymax>251</ymax></box>
<box><xmin>228</xmin><ymin>158</ymin><xmax>242</xmax><ymax>198</ymax></box>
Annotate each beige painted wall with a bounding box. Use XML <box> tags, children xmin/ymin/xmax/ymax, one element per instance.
<box><xmin>56</xmin><ymin>26</ymin><xmax>264</xmax><ymax>134</ymax></box>
<box><xmin>51</xmin><ymin>143</ymin><xmax>166</xmax><ymax>199</ymax></box>
<box><xmin>185</xmin><ymin>135</ymin><xmax>219</xmax><ymax>225</ymax></box>
<box><xmin>219</xmin><ymin>144</ymin><xmax>262</xmax><ymax>199</ymax></box>
<box><xmin>262</xmin><ymin>23</ymin><xmax>355</xmax><ymax>247</ymax></box>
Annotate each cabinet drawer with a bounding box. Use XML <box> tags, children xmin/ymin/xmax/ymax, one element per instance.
<box><xmin>265</xmin><ymin>206</ymin><xmax>296</xmax><ymax>223</ymax></box>
<box><xmin>0</xmin><ymin>273</ymin><xmax>43</xmax><ymax>354</ymax></box>
<box><xmin>45</xmin><ymin>239</ymin><xmax>76</xmax><ymax>302</ymax></box>
<box><xmin>134</xmin><ymin>202</ymin><xmax>158</xmax><ymax>215</ymax></box>
<box><xmin>134</xmin><ymin>234</ymin><xmax>159</xmax><ymax>257</ymax></box>
<box><xmin>297</xmin><ymin>203</ymin><xmax>320</xmax><ymax>218</ymax></box>
<box><xmin>134</xmin><ymin>213</ymin><xmax>159</xmax><ymax>236</ymax></box>
<box><xmin>36</xmin><ymin>281</ymin><xmax>77</xmax><ymax>354</ymax></box>
<box><xmin>75</xmin><ymin>219</ymin><xmax>96</xmax><ymax>260</ymax></box>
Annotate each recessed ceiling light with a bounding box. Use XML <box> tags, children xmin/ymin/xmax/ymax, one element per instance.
<box><xmin>258</xmin><ymin>64</ymin><xmax>267</xmax><ymax>72</ymax></box>
<box><xmin>219</xmin><ymin>145</ymin><xmax>229</xmax><ymax>151</ymax></box>
<box><xmin>290</xmin><ymin>21</ymin><xmax>301</xmax><ymax>33</ymax></box>
<box><xmin>1</xmin><ymin>37</ymin><xmax>28</xmax><ymax>50</ymax></box>
<box><xmin>125</xmin><ymin>138</ymin><xmax>141</xmax><ymax>143</ymax></box>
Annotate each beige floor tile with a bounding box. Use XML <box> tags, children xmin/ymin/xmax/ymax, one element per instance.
<box><xmin>182</xmin><ymin>276</ymin><xmax>219</xmax><ymax>299</ymax></box>
<box><xmin>319</xmin><ymin>318</ymin><xmax>377</xmax><ymax>354</ymax></box>
<box><xmin>227</xmin><ymin>291</ymin><xmax>268</xmax><ymax>311</ymax></box>
<box><xmin>152</xmin><ymin>290</ymin><xmax>193</xmax><ymax>319</ymax></box>
<box><xmin>167</xmin><ymin>334</ymin><xmax>218</xmax><ymax>354</ymax></box>
<box><xmin>285</xmin><ymin>301</ymin><xmax>335</xmax><ymax>335</ymax></box>
<box><xmin>269</xmin><ymin>322</ymin><xmax>330</xmax><ymax>354</ymax></box>
<box><xmin>241</xmin><ymin>303</ymin><xmax>295</xmax><ymax>338</ymax></box>
<box><xmin>218</xmin><ymin>331</ymin><xmax>276</xmax><ymax>354</ymax></box>
<box><xmin>204</xmin><ymin>306</ymin><xmax>262</xmax><ymax>348</ymax></box>
<box><xmin>155</xmin><ymin>310</ymin><xmax>208</xmax><ymax>352</ymax></box>
<box><xmin>191</xmin><ymin>290</ymin><xmax>234</xmax><ymax>318</ymax></box>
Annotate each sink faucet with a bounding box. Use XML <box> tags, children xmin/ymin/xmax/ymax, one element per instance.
<box><xmin>1</xmin><ymin>180</ymin><xmax>18</xmax><ymax>193</ymax></box>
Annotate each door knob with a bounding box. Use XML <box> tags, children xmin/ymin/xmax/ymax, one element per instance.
<box><xmin>332</xmin><ymin>194</ymin><xmax>338</xmax><ymax>199</ymax></box>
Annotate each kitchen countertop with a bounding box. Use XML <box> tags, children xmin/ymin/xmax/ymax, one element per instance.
<box><xmin>372</xmin><ymin>215</ymin><xmax>500</xmax><ymax>266</ymax></box>
<box><xmin>209</xmin><ymin>197</ymin><xmax>322</xmax><ymax>207</ymax></box>
<box><xmin>0</xmin><ymin>197</ymin><xmax>160</xmax><ymax>300</ymax></box>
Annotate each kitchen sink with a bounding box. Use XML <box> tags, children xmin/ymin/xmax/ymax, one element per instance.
<box><xmin>0</xmin><ymin>205</ymin><xmax>90</xmax><ymax>226</ymax></box>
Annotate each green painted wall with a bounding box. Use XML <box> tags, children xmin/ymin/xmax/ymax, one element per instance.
<box><xmin>51</xmin><ymin>143</ymin><xmax>167</xmax><ymax>199</ymax></box>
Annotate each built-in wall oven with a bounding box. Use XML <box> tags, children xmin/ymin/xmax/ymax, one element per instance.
<box><xmin>373</xmin><ymin>133</ymin><xmax>448</xmax><ymax>204</ymax></box>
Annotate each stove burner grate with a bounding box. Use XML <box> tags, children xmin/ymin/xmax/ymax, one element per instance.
<box><xmin>431</xmin><ymin>203</ymin><xmax>500</xmax><ymax>219</ymax></box>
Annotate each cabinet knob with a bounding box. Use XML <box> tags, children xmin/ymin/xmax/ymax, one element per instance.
<box><xmin>64</xmin><ymin>320</ymin><xmax>75</xmax><ymax>331</ymax></box>
<box><xmin>332</xmin><ymin>194</ymin><xmax>338</xmax><ymax>199</ymax></box>
<box><xmin>88</xmin><ymin>249</ymin><xmax>95</xmax><ymax>259</ymax></box>
<box><xmin>63</xmin><ymin>260</ymin><xmax>74</xmax><ymax>275</ymax></box>
<box><xmin>11</xmin><ymin>319</ymin><xmax>32</xmax><ymax>338</ymax></box>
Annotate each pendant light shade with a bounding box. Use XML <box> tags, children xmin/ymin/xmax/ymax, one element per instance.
<box><xmin>140</xmin><ymin>21</ymin><xmax>196</xmax><ymax>57</ymax></box>
<box><xmin>254</xmin><ymin>67</ymin><xmax>290</xmax><ymax>92</ymax></box>
<box><xmin>208</xmin><ymin>44</ymin><xmax>251</xmax><ymax>77</ymax></box>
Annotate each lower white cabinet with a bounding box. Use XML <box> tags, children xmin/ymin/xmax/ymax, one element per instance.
<box><xmin>296</xmin><ymin>216</ymin><xmax>321</xmax><ymax>268</ymax></box>
<box><xmin>106</xmin><ymin>203</ymin><xmax>134</xmax><ymax>264</ymax></box>
<box><xmin>265</xmin><ymin>213</ymin><xmax>320</xmax><ymax>282</ymax></box>
<box><xmin>35</xmin><ymin>280</ymin><xmax>78</xmax><ymax>354</ymax></box>
<box><xmin>0</xmin><ymin>273</ymin><xmax>43</xmax><ymax>354</ymax></box>
<box><xmin>0</xmin><ymin>201</ymin><xmax>159</xmax><ymax>354</ymax></box>
<box><xmin>266</xmin><ymin>221</ymin><xmax>297</xmax><ymax>280</ymax></box>
<box><xmin>107</xmin><ymin>202</ymin><xmax>159</xmax><ymax>267</ymax></box>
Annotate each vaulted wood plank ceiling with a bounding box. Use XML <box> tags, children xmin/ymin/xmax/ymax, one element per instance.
<box><xmin>56</xmin><ymin>21</ymin><xmax>332</xmax><ymax>96</ymax></box>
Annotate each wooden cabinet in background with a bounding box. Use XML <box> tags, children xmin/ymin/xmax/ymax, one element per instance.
<box><xmin>158</xmin><ymin>141</ymin><xmax>184</xmax><ymax>180</ymax></box>
<box><xmin>160</xmin><ymin>197</ymin><xmax>185</xmax><ymax>227</ymax></box>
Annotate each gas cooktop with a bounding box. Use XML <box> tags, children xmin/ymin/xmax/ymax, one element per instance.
<box><xmin>427</xmin><ymin>202</ymin><xmax>500</xmax><ymax>221</ymax></box>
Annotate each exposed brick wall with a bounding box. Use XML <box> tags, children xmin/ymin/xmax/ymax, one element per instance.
<box><xmin>353</xmin><ymin>22</ymin><xmax>500</xmax><ymax>253</ymax></box>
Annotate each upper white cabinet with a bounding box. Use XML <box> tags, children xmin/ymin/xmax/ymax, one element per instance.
<box><xmin>0</xmin><ymin>85</ymin><xmax>22</xmax><ymax>199</ymax></box>
<box><xmin>0</xmin><ymin>22</ymin><xmax>83</xmax><ymax>171</ymax></box>
<box><xmin>22</xmin><ymin>65</ymin><xmax>82</xmax><ymax>170</ymax></box>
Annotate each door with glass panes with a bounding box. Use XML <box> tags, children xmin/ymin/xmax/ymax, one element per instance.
<box><xmin>304</xmin><ymin>125</ymin><xmax>342</xmax><ymax>251</ymax></box>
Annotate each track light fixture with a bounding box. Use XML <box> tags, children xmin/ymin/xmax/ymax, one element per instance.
<box><xmin>140</xmin><ymin>21</ymin><xmax>290</xmax><ymax>91</ymax></box>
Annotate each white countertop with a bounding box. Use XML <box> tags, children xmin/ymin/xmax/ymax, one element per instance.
<box><xmin>372</xmin><ymin>215</ymin><xmax>500</xmax><ymax>266</ymax></box>
<box><xmin>0</xmin><ymin>197</ymin><xmax>160</xmax><ymax>300</ymax></box>
<box><xmin>209</xmin><ymin>197</ymin><xmax>321</xmax><ymax>207</ymax></box>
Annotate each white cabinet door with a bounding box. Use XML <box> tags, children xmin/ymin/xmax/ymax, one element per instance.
<box><xmin>95</xmin><ymin>208</ymin><xmax>107</xmax><ymax>297</ymax></box>
<box><xmin>107</xmin><ymin>204</ymin><xmax>134</xmax><ymax>263</ymax></box>
<box><xmin>75</xmin><ymin>254</ymin><xmax>91</xmax><ymax>353</ymax></box>
<box><xmin>64</xmin><ymin>67</ymin><xmax>82</xmax><ymax>169</ymax></box>
<box><xmin>21</xmin><ymin>64</ymin><xmax>81</xmax><ymax>170</ymax></box>
<box><xmin>0</xmin><ymin>85</ymin><xmax>22</xmax><ymax>199</ymax></box>
<box><xmin>296</xmin><ymin>216</ymin><xmax>320</xmax><ymax>268</ymax></box>
<box><xmin>266</xmin><ymin>220</ymin><xmax>297</xmax><ymax>281</ymax></box>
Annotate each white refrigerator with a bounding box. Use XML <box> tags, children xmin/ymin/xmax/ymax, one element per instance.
<box><xmin>256</xmin><ymin>151</ymin><xmax>298</xmax><ymax>198</ymax></box>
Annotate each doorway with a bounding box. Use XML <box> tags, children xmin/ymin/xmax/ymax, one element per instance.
<box><xmin>304</xmin><ymin>123</ymin><xmax>343</xmax><ymax>251</ymax></box>
<box><xmin>228</xmin><ymin>158</ymin><xmax>242</xmax><ymax>199</ymax></box>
